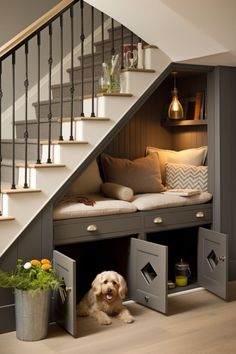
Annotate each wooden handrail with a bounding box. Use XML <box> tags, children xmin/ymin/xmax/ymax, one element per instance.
<box><xmin>0</xmin><ymin>0</ymin><xmax>79</xmax><ymax>61</ymax></box>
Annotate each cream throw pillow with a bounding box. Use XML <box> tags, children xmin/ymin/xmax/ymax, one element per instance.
<box><xmin>101</xmin><ymin>153</ymin><xmax>165</xmax><ymax>194</ymax></box>
<box><xmin>166</xmin><ymin>163</ymin><xmax>208</xmax><ymax>191</ymax></box>
<box><xmin>101</xmin><ymin>182</ymin><xmax>134</xmax><ymax>201</ymax></box>
<box><xmin>146</xmin><ymin>146</ymin><xmax>208</xmax><ymax>184</ymax></box>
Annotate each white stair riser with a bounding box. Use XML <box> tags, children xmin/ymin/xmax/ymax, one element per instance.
<box><xmin>121</xmin><ymin>71</ymin><xmax>157</xmax><ymax>95</ymax></box>
<box><xmin>97</xmin><ymin>96</ymin><xmax>136</xmax><ymax>118</ymax></box>
<box><xmin>75</xmin><ymin>120</ymin><xmax>113</xmax><ymax>143</ymax></box>
<box><xmin>49</xmin><ymin>144</ymin><xmax>90</xmax><ymax>166</ymax></box>
<box><xmin>144</xmin><ymin>47</ymin><xmax>171</xmax><ymax>72</ymax></box>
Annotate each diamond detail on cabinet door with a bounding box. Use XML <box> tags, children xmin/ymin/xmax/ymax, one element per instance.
<box><xmin>207</xmin><ymin>249</ymin><xmax>219</xmax><ymax>271</ymax></box>
<box><xmin>141</xmin><ymin>262</ymin><xmax>157</xmax><ymax>284</ymax></box>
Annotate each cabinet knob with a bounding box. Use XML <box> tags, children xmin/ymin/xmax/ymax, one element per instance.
<box><xmin>144</xmin><ymin>295</ymin><xmax>150</xmax><ymax>303</ymax></box>
<box><xmin>196</xmin><ymin>211</ymin><xmax>205</xmax><ymax>218</ymax></box>
<box><xmin>153</xmin><ymin>216</ymin><xmax>163</xmax><ymax>224</ymax></box>
<box><xmin>219</xmin><ymin>255</ymin><xmax>226</xmax><ymax>262</ymax></box>
<box><xmin>87</xmin><ymin>224</ymin><xmax>97</xmax><ymax>232</ymax></box>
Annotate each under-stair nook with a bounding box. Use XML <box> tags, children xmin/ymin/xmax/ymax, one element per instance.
<box><xmin>0</xmin><ymin>0</ymin><xmax>236</xmax><ymax>338</ymax></box>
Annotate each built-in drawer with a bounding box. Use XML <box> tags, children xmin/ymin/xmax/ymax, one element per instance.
<box><xmin>54</xmin><ymin>213</ymin><xmax>142</xmax><ymax>245</ymax></box>
<box><xmin>143</xmin><ymin>204</ymin><xmax>212</xmax><ymax>232</ymax></box>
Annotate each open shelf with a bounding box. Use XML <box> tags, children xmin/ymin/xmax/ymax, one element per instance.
<box><xmin>162</xmin><ymin>119</ymin><xmax>207</xmax><ymax>127</ymax></box>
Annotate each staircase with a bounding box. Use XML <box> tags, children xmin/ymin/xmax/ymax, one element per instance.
<box><xmin>0</xmin><ymin>0</ymin><xmax>170</xmax><ymax>258</ymax></box>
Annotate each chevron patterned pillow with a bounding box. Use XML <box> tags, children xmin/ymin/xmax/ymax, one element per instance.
<box><xmin>166</xmin><ymin>163</ymin><xmax>208</xmax><ymax>191</ymax></box>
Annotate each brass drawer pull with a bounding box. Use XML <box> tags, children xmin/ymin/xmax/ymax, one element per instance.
<box><xmin>87</xmin><ymin>224</ymin><xmax>97</xmax><ymax>232</ymax></box>
<box><xmin>196</xmin><ymin>211</ymin><xmax>205</xmax><ymax>218</ymax></box>
<box><xmin>153</xmin><ymin>216</ymin><xmax>163</xmax><ymax>224</ymax></box>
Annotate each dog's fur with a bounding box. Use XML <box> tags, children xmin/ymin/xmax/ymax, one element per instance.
<box><xmin>77</xmin><ymin>271</ymin><xmax>135</xmax><ymax>325</ymax></box>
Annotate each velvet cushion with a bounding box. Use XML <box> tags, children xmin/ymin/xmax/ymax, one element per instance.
<box><xmin>101</xmin><ymin>153</ymin><xmax>165</xmax><ymax>194</ymax></box>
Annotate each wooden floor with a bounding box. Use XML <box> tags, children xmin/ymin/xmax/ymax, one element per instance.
<box><xmin>1</xmin><ymin>284</ymin><xmax>236</xmax><ymax>354</ymax></box>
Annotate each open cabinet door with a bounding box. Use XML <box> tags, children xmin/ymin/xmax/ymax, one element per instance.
<box><xmin>53</xmin><ymin>250</ymin><xmax>77</xmax><ymax>337</ymax></box>
<box><xmin>198</xmin><ymin>227</ymin><xmax>228</xmax><ymax>300</ymax></box>
<box><xmin>128</xmin><ymin>238</ymin><xmax>168</xmax><ymax>314</ymax></box>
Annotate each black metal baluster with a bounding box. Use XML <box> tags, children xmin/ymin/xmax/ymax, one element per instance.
<box><xmin>11</xmin><ymin>52</ymin><xmax>16</xmax><ymax>189</ymax></box>
<box><xmin>47</xmin><ymin>24</ymin><xmax>53</xmax><ymax>164</ymax></box>
<box><xmin>121</xmin><ymin>25</ymin><xmax>124</xmax><ymax>69</ymax></box>
<box><xmin>23</xmin><ymin>42</ymin><xmax>29</xmax><ymax>188</ymax></box>
<box><xmin>69</xmin><ymin>7</ymin><xmax>74</xmax><ymax>140</ymax></box>
<box><xmin>101</xmin><ymin>12</ymin><xmax>104</xmax><ymax>63</ymax></box>
<box><xmin>59</xmin><ymin>14</ymin><xmax>64</xmax><ymax>141</ymax></box>
<box><xmin>36</xmin><ymin>33</ymin><xmax>41</xmax><ymax>164</ymax></box>
<box><xmin>80</xmin><ymin>0</ymin><xmax>85</xmax><ymax>117</ymax></box>
<box><xmin>111</xmin><ymin>18</ymin><xmax>115</xmax><ymax>56</ymax></box>
<box><xmin>0</xmin><ymin>60</ymin><xmax>2</xmax><ymax>207</ymax></box>
<box><xmin>130</xmin><ymin>30</ymin><xmax>134</xmax><ymax>59</ymax></box>
<box><xmin>91</xmin><ymin>6</ymin><xmax>95</xmax><ymax>117</ymax></box>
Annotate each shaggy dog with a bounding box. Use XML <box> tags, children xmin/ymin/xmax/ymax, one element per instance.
<box><xmin>77</xmin><ymin>271</ymin><xmax>135</xmax><ymax>325</ymax></box>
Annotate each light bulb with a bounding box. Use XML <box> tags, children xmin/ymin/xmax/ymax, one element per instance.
<box><xmin>168</xmin><ymin>72</ymin><xmax>184</xmax><ymax>120</ymax></box>
<box><xmin>168</xmin><ymin>88</ymin><xmax>184</xmax><ymax>119</ymax></box>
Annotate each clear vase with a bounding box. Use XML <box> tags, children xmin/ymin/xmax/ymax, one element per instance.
<box><xmin>99</xmin><ymin>62</ymin><xmax>110</xmax><ymax>93</ymax></box>
<box><xmin>15</xmin><ymin>289</ymin><xmax>51</xmax><ymax>341</ymax></box>
<box><xmin>110</xmin><ymin>54</ymin><xmax>120</xmax><ymax>93</ymax></box>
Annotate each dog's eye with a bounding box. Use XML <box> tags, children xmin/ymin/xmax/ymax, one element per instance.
<box><xmin>112</xmin><ymin>281</ymin><xmax>117</xmax><ymax>286</ymax></box>
<box><xmin>103</xmin><ymin>280</ymin><xmax>108</xmax><ymax>284</ymax></box>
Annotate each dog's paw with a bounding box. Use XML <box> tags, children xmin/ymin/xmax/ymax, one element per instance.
<box><xmin>96</xmin><ymin>311</ymin><xmax>112</xmax><ymax>325</ymax></box>
<box><xmin>123</xmin><ymin>314</ymin><xmax>135</xmax><ymax>324</ymax></box>
<box><xmin>118</xmin><ymin>308</ymin><xmax>135</xmax><ymax>323</ymax></box>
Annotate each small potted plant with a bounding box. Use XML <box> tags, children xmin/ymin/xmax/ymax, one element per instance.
<box><xmin>0</xmin><ymin>258</ymin><xmax>63</xmax><ymax>341</ymax></box>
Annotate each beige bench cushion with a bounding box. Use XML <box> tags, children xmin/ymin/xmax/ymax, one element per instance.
<box><xmin>53</xmin><ymin>193</ymin><xmax>137</xmax><ymax>220</ymax></box>
<box><xmin>131</xmin><ymin>192</ymin><xmax>212</xmax><ymax>211</ymax></box>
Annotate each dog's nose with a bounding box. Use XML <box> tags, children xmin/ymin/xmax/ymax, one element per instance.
<box><xmin>108</xmin><ymin>287</ymin><xmax>112</xmax><ymax>293</ymax></box>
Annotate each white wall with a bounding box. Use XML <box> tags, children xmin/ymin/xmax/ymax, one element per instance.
<box><xmin>0</xmin><ymin>0</ymin><xmax>61</xmax><ymax>46</ymax></box>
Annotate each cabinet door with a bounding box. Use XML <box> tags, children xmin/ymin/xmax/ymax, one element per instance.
<box><xmin>53</xmin><ymin>250</ymin><xmax>77</xmax><ymax>337</ymax></box>
<box><xmin>198</xmin><ymin>227</ymin><xmax>228</xmax><ymax>300</ymax></box>
<box><xmin>128</xmin><ymin>238</ymin><xmax>168</xmax><ymax>314</ymax></box>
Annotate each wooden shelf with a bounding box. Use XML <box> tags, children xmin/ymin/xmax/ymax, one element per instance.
<box><xmin>162</xmin><ymin>119</ymin><xmax>207</xmax><ymax>127</ymax></box>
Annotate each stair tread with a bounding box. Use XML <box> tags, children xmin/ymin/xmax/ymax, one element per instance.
<box><xmin>52</xmin><ymin>75</ymin><xmax>100</xmax><ymax>88</ymax></box>
<box><xmin>2</xmin><ymin>188</ymin><xmax>42</xmax><ymax>194</ymax></box>
<box><xmin>0</xmin><ymin>216</ymin><xmax>15</xmax><ymax>221</ymax></box>
<box><xmin>96</xmin><ymin>92</ymin><xmax>133</xmax><ymax>97</ymax></box>
<box><xmin>16</xmin><ymin>162</ymin><xmax>66</xmax><ymax>168</ymax></box>
<box><xmin>121</xmin><ymin>68</ymin><xmax>155</xmax><ymax>73</ymax></box>
<box><xmin>40</xmin><ymin>139</ymin><xmax>89</xmax><ymax>145</ymax></box>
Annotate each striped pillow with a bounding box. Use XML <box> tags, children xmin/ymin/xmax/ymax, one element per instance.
<box><xmin>166</xmin><ymin>163</ymin><xmax>208</xmax><ymax>191</ymax></box>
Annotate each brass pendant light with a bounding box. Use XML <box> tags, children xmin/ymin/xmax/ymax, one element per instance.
<box><xmin>168</xmin><ymin>72</ymin><xmax>184</xmax><ymax>119</ymax></box>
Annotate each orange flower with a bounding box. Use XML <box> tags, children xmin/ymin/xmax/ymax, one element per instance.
<box><xmin>41</xmin><ymin>263</ymin><xmax>52</xmax><ymax>271</ymax></box>
<box><xmin>31</xmin><ymin>259</ymin><xmax>41</xmax><ymax>266</ymax></box>
<box><xmin>41</xmin><ymin>259</ymin><xmax>51</xmax><ymax>265</ymax></box>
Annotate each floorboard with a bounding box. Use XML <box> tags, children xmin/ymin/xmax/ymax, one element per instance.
<box><xmin>1</xmin><ymin>282</ymin><xmax>236</xmax><ymax>354</ymax></box>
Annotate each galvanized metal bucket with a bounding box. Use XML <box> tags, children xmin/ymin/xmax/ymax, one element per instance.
<box><xmin>15</xmin><ymin>289</ymin><xmax>51</xmax><ymax>341</ymax></box>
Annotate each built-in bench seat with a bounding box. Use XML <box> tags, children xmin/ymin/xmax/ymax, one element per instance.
<box><xmin>53</xmin><ymin>150</ymin><xmax>212</xmax><ymax>245</ymax></box>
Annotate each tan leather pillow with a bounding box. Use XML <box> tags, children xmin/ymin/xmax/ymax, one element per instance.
<box><xmin>101</xmin><ymin>153</ymin><xmax>165</xmax><ymax>194</ymax></box>
<box><xmin>101</xmin><ymin>182</ymin><xmax>134</xmax><ymax>201</ymax></box>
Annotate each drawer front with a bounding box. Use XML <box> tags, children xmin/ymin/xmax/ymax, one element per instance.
<box><xmin>144</xmin><ymin>205</ymin><xmax>212</xmax><ymax>231</ymax></box>
<box><xmin>54</xmin><ymin>214</ymin><xmax>141</xmax><ymax>244</ymax></box>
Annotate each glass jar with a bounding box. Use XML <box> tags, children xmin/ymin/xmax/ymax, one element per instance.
<box><xmin>110</xmin><ymin>54</ymin><xmax>120</xmax><ymax>93</ymax></box>
<box><xmin>175</xmin><ymin>259</ymin><xmax>191</xmax><ymax>287</ymax></box>
<box><xmin>99</xmin><ymin>62</ymin><xmax>110</xmax><ymax>93</ymax></box>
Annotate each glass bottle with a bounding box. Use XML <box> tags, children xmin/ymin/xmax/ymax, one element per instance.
<box><xmin>99</xmin><ymin>62</ymin><xmax>110</xmax><ymax>93</ymax></box>
<box><xmin>110</xmin><ymin>54</ymin><xmax>120</xmax><ymax>93</ymax></box>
